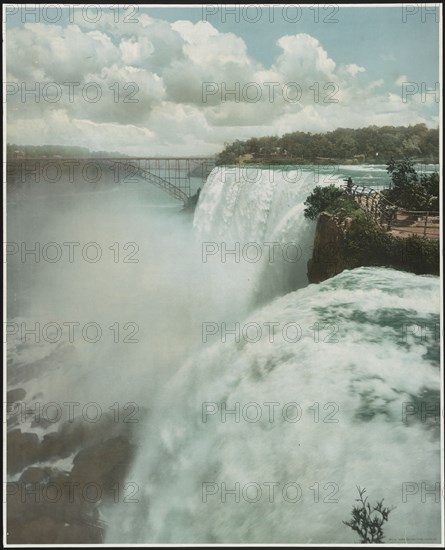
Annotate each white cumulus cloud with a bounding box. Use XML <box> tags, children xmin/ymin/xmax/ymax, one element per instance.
<box><xmin>345</xmin><ymin>64</ymin><xmax>366</xmax><ymax>77</ymax></box>
<box><xmin>5</xmin><ymin>16</ymin><xmax>439</xmax><ymax>155</ymax></box>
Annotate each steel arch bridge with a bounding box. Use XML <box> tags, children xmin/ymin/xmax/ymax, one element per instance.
<box><xmin>7</xmin><ymin>157</ymin><xmax>216</xmax><ymax>205</ymax></box>
<box><xmin>99</xmin><ymin>157</ymin><xmax>215</xmax><ymax>203</ymax></box>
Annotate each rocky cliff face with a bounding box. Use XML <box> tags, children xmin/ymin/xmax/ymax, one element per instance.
<box><xmin>307</xmin><ymin>210</ymin><xmax>440</xmax><ymax>283</ymax></box>
<box><xmin>307</xmin><ymin>212</ymin><xmax>352</xmax><ymax>284</ymax></box>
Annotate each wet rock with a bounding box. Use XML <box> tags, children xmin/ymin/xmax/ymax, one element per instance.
<box><xmin>7</xmin><ymin>344</ymin><xmax>74</xmax><ymax>386</ymax></box>
<box><xmin>37</xmin><ymin>411</ymin><xmax>140</xmax><ymax>463</ymax></box>
<box><xmin>70</xmin><ymin>435</ymin><xmax>136</xmax><ymax>502</ymax></box>
<box><xmin>7</xmin><ymin>430</ymin><xmax>40</xmax><ymax>475</ymax></box>
<box><xmin>7</xmin><ymin>516</ymin><xmax>103</xmax><ymax>544</ymax></box>
<box><xmin>6</xmin><ymin>389</ymin><xmax>27</xmax><ymax>429</ymax></box>
<box><xmin>7</xmin><ymin>388</ymin><xmax>26</xmax><ymax>403</ymax></box>
<box><xmin>31</xmin><ymin>416</ymin><xmax>55</xmax><ymax>430</ymax></box>
<box><xmin>6</xmin><ymin>405</ymin><xmax>146</xmax><ymax>543</ymax></box>
<box><xmin>307</xmin><ymin>212</ymin><xmax>350</xmax><ymax>283</ymax></box>
<box><xmin>7</xmin><ymin>415</ymin><xmax>19</xmax><ymax>429</ymax></box>
<box><xmin>8</xmin><ymin>467</ymin><xmax>103</xmax><ymax>543</ymax></box>
<box><xmin>39</xmin><ymin>432</ymin><xmax>73</xmax><ymax>461</ymax></box>
<box><xmin>19</xmin><ymin>466</ymin><xmax>55</xmax><ymax>484</ymax></box>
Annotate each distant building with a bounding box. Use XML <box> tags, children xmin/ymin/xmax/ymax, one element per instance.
<box><xmin>239</xmin><ymin>153</ymin><xmax>254</xmax><ymax>164</ymax></box>
<box><xmin>13</xmin><ymin>150</ymin><xmax>25</xmax><ymax>159</ymax></box>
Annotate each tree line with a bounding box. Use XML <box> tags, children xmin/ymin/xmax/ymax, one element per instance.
<box><xmin>216</xmin><ymin>124</ymin><xmax>439</xmax><ymax>165</ymax></box>
<box><xmin>7</xmin><ymin>144</ymin><xmax>127</xmax><ymax>158</ymax></box>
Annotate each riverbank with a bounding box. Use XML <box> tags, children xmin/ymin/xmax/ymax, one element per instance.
<box><xmin>232</xmin><ymin>157</ymin><xmax>438</xmax><ymax>167</ymax></box>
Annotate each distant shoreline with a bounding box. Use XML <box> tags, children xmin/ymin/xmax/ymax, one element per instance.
<box><xmin>228</xmin><ymin>158</ymin><xmax>439</xmax><ymax>167</ymax></box>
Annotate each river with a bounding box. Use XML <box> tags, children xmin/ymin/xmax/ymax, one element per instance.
<box><xmin>7</xmin><ymin>165</ymin><xmax>441</xmax><ymax>544</ymax></box>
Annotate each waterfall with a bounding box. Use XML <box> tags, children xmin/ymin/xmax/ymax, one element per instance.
<box><xmin>193</xmin><ymin>166</ymin><xmax>324</xmax><ymax>305</ymax></box>
<box><xmin>104</xmin><ymin>168</ymin><xmax>440</xmax><ymax>544</ymax></box>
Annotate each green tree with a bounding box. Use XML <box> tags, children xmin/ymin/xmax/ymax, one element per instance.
<box><xmin>419</xmin><ymin>171</ymin><xmax>439</xmax><ymax>210</ymax></box>
<box><xmin>385</xmin><ymin>158</ymin><xmax>439</xmax><ymax>210</ymax></box>
<box><xmin>215</xmin><ymin>126</ymin><xmax>439</xmax><ymax>166</ymax></box>
<box><xmin>303</xmin><ymin>185</ymin><xmax>354</xmax><ymax>220</ymax></box>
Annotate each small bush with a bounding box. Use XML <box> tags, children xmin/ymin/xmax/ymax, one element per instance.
<box><xmin>343</xmin><ymin>486</ymin><xmax>395</xmax><ymax>543</ymax></box>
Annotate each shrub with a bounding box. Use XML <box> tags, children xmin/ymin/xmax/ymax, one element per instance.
<box><xmin>304</xmin><ymin>185</ymin><xmax>358</xmax><ymax>220</ymax></box>
<box><xmin>343</xmin><ymin>486</ymin><xmax>395</xmax><ymax>543</ymax></box>
<box><xmin>343</xmin><ymin>217</ymin><xmax>440</xmax><ymax>275</ymax></box>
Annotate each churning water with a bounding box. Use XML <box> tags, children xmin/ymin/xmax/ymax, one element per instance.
<box><xmin>7</xmin><ymin>166</ymin><xmax>441</xmax><ymax>544</ymax></box>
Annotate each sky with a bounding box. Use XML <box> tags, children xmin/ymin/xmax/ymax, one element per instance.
<box><xmin>4</xmin><ymin>4</ymin><xmax>441</xmax><ymax>156</ymax></box>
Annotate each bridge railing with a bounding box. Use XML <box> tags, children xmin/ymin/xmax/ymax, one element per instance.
<box><xmin>341</xmin><ymin>183</ymin><xmax>440</xmax><ymax>239</ymax></box>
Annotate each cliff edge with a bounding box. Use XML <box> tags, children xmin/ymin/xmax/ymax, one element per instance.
<box><xmin>307</xmin><ymin>212</ymin><xmax>352</xmax><ymax>283</ymax></box>
<box><xmin>307</xmin><ymin>210</ymin><xmax>439</xmax><ymax>284</ymax></box>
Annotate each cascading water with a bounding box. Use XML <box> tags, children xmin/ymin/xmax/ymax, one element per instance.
<box><xmin>193</xmin><ymin>166</ymin><xmax>320</xmax><ymax>305</ymax></box>
<box><xmin>104</xmin><ymin>167</ymin><xmax>441</xmax><ymax>544</ymax></box>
